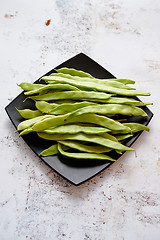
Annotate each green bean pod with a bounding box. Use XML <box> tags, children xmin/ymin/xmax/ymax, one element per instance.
<box><xmin>66</xmin><ymin>104</ymin><xmax>148</xmax><ymax>120</ymax></box>
<box><xmin>42</xmin><ymin>76</ymin><xmax>150</xmax><ymax>96</ymax></box>
<box><xmin>17</xmin><ymin>115</ymin><xmax>53</xmax><ymax>131</ymax></box>
<box><xmin>24</xmin><ymin>83</ymin><xmax>80</xmax><ymax>95</ymax></box>
<box><xmin>35</xmin><ymin>101</ymin><xmax>58</xmax><ymax>113</ymax></box>
<box><xmin>50</xmin><ymin>72</ymin><xmax>135</xmax><ymax>84</ymax></box>
<box><xmin>115</xmin><ymin>134</ymin><xmax>133</xmax><ymax>141</ymax></box>
<box><xmin>43</xmin><ymin>124</ymin><xmax>110</xmax><ymax>135</ymax></box>
<box><xmin>19</xmin><ymin>127</ymin><xmax>34</xmax><ymax>136</ymax></box>
<box><xmin>55</xmin><ymin>67</ymin><xmax>94</xmax><ymax>78</ymax></box>
<box><xmin>40</xmin><ymin>144</ymin><xmax>58</xmax><ymax>156</ymax></box>
<box><xmin>49</xmin><ymin>101</ymin><xmax>96</xmax><ymax>115</ymax></box>
<box><xmin>18</xmin><ymin>82</ymin><xmax>44</xmax><ymax>91</ymax></box>
<box><xmin>28</xmin><ymin>91</ymin><xmax>112</xmax><ymax>102</ymax></box>
<box><xmin>111</xmin><ymin>122</ymin><xmax>150</xmax><ymax>135</ymax></box>
<box><xmin>37</xmin><ymin>132</ymin><xmax>134</xmax><ymax>152</ymax></box>
<box><xmin>32</xmin><ymin>113</ymin><xmax>130</xmax><ymax>132</ymax></box>
<box><xmin>123</xmin><ymin>123</ymin><xmax>150</xmax><ymax>132</ymax></box>
<box><xmin>16</xmin><ymin>108</ymin><xmax>43</xmax><ymax>119</ymax></box>
<box><xmin>102</xmin><ymin>78</ymin><xmax>135</xmax><ymax>85</ymax></box>
<box><xmin>50</xmin><ymin>73</ymin><xmax>135</xmax><ymax>90</ymax></box>
<box><xmin>105</xmin><ymin>97</ymin><xmax>152</xmax><ymax>106</ymax></box>
<box><xmin>43</xmin><ymin>75</ymin><xmax>135</xmax><ymax>91</ymax></box>
<box><xmin>58</xmin><ymin>140</ymin><xmax>112</xmax><ymax>153</ymax></box>
<box><xmin>57</xmin><ymin>143</ymin><xmax>116</xmax><ymax>161</ymax></box>
<box><xmin>101</xmin><ymin>132</ymin><xmax>118</xmax><ymax>142</ymax></box>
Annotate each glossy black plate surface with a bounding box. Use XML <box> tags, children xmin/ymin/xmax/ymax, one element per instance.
<box><xmin>5</xmin><ymin>53</ymin><xmax>153</xmax><ymax>185</ymax></box>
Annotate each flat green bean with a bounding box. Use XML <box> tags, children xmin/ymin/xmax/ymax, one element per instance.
<box><xmin>32</xmin><ymin>113</ymin><xmax>130</xmax><ymax>132</ymax></box>
<box><xmin>35</xmin><ymin>101</ymin><xmax>58</xmax><ymax>113</ymax></box>
<box><xmin>51</xmin><ymin>73</ymin><xmax>135</xmax><ymax>89</ymax></box>
<box><xmin>101</xmin><ymin>132</ymin><xmax>118</xmax><ymax>142</ymax></box>
<box><xmin>115</xmin><ymin>134</ymin><xmax>133</xmax><ymax>141</ymax></box>
<box><xmin>56</xmin><ymin>68</ymin><xmax>135</xmax><ymax>85</ymax></box>
<box><xmin>102</xmin><ymin>78</ymin><xmax>135</xmax><ymax>85</ymax></box>
<box><xmin>16</xmin><ymin>108</ymin><xmax>43</xmax><ymax>119</ymax></box>
<box><xmin>40</xmin><ymin>144</ymin><xmax>58</xmax><ymax>156</ymax></box>
<box><xmin>58</xmin><ymin>140</ymin><xmax>112</xmax><ymax>153</ymax></box>
<box><xmin>36</xmin><ymin>100</ymin><xmax>83</xmax><ymax>114</ymax></box>
<box><xmin>24</xmin><ymin>83</ymin><xmax>80</xmax><ymax>95</ymax></box>
<box><xmin>42</xmin><ymin>76</ymin><xmax>150</xmax><ymax>96</ymax></box>
<box><xmin>54</xmin><ymin>68</ymin><xmax>136</xmax><ymax>87</ymax></box>
<box><xmin>19</xmin><ymin>127</ymin><xmax>33</xmax><ymax>136</ymax></box>
<box><xmin>123</xmin><ymin>123</ymin><xmax>150</xmax><ymax>132</ymax></box>
<box><xmin>17</xmin><ymin>115</ymin><xmax>52</xmax><ymax>131</ymax></box>
<box><xmin>49</xmin><ymin>101</ymin><xmax>96</xmax><ymax>115</ymax></box>
<box><xmin>111</xmin><ymin>122</ymin><xmax>150</xmax><ymax>135</ymax></box>
<box><xmin>55</xmin><ymin>67</ymin><xmax>94</xmax><ymax>78</ymax></box>
<box><xmin>51</xmin><ymin>72</ymin><xmax>136</xmax><ymax>86</ymax></box>
<box><xmin>43</xmin><ymin>75</ymin><xmax>135</xmax><ymax>91</ymax></box>
<box><xmin>105</xmin><ymin>97</ymin><xmax>152</xmax><ymax>106</ymax></box>
<box><xmin>55</xmin><ymin>68</ymin><xmax>135</xmax><ymax>85</ymax></box>
<box><xmin>58</xmin><ymin>143</ymin><xmax>116</xmax><ymax>161</ymax></box>
<box><xmin>66</xmin><ymin>104</ymin><xmax>148</xmax><ymax>120</ymax></box>
<box><xmin>43</xmin><ymin>124</ymin><xmax>110</xmax><ymax>135</ymax></box>
<box><xmin>18</xmin><ymin>82</ymin><xmax>44</xmax><ymax>91</ymax></box>
<box><xmin>28</xmin><ymin>91</ymin><xmax>112</xmax><ymax>102</ymax></box>
<box><xmin>37</xmin><ymin>132</ymin><xmax>134</xmax><ymax>152</ymax></box>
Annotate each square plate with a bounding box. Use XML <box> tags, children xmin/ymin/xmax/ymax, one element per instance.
<box><xmin>5</xmin><ymin>53</ymin><xmax>153</xmax><ymax>185</ymax></box>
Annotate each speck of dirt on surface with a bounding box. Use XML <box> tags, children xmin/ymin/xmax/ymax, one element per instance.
<box><xmin>4</xmin><ymin>12</ymin><xmax>18</xmax><ymax>18</ymax></box>
<box><xmin>45</xmin><ymin>19</ymin><xmax>51</xmax><ymax>26</ymax></box>
<box><xmin>4</xmin><ymin>14</ymin><xmax>14</xmax><ymax>18</ymax></box>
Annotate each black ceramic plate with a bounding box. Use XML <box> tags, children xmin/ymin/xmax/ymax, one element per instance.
<box><xmin>5</xmin><ymin>53</ymin><xmax>153</xmax><ymax>185</ymax></box>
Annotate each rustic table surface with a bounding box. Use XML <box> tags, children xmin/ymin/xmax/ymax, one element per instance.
<box><xmin>0</xmin><ymin>0</ymin><xmax>160</xmax><ymax>239</ymax></box>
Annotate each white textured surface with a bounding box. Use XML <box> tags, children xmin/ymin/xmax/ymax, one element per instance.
<box><xmin>1</xmin><ymin>0</ymin><xmax>160</xmax><ymax>239</ymax></box>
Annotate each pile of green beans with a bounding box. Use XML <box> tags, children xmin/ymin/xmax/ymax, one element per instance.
<box><xmin>16</xmin><ymin>67</ymin><xmax>152</xmax><ymax>161</ymax></box>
